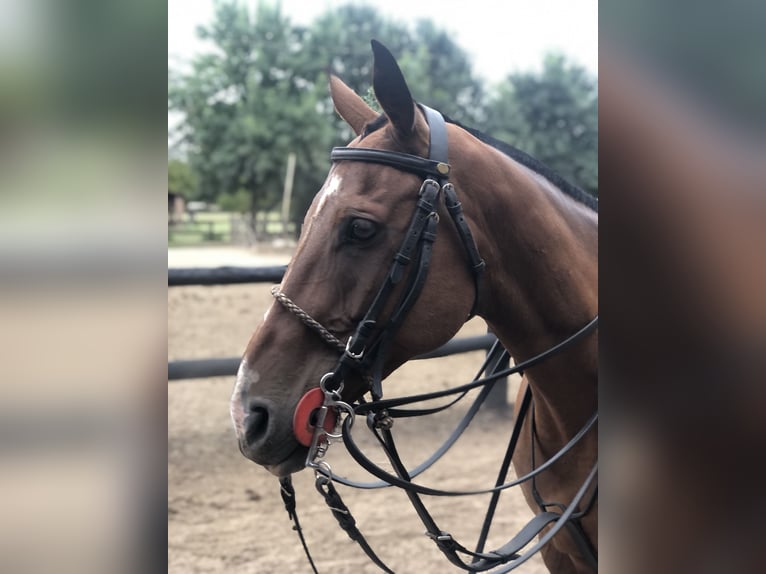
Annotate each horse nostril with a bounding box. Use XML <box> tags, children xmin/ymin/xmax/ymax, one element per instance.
<box><xmin>245</xmin><ymin>403</ymin><xmax>270</xmax><ymax>446</ymax></box>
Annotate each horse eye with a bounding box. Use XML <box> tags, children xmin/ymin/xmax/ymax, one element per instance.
<box><xmin>347</xmin><ymin>218</ymin><xmax>378</xmax><ymax>242</ymax></box>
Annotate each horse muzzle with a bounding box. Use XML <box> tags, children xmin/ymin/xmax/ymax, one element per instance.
<box><xmin>230</xmin><ymin>360</ymin><xmax>300</xmax><ymax>473</ymax></box>
<box><xmin>230</xmin><ymin>391</ymin><xmax>305</xmax><ymax>476</ymax></box>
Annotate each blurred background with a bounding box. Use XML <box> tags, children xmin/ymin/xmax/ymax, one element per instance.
<box><xmin>1</xmin><ymin>0</ymin><xmax>166</xmax><ymax>573</ymax></box>
<box><xmin>167</xmin><ymin>0</ymin><xmax>598</xmax><ymax>257</ymax></box>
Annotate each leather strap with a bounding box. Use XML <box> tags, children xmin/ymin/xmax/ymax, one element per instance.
<box><xmin>340</xmin><ymin>409</ymin><xmax>597</xmax><ymax>497</ymax></box>
<box><xmin>330</xmin><ymin>147</ymin><xmax>449</xmax><ymax>179</ymax></box>
<box><xmin>474</xmin><ymin>385</ymin><xmax>533</xmax><ymax>555</ymax></box>
<box><xmin>325</xmin><ymin>106</ymin><xmax>487</xmax><ymax>391</ymax></box>
<box><xmin>350</xmin><ymin>316</ymin><xmax>598</xmax><ymax>414</ymax></box>
<box><xmin>486</xmin><ymin>464</ymin><xmax>598</xmax><ymax>573</ymax></box>
<box><xmin>329</xmin><ymin>104</ymin><xmax>451</xmax><ymax>181</ymax></box>
<box><xmin>279</xmin><ymin>476</ymin><xmax>319</xmax><ymax>574</ymax></box>
<box><xmin>471</xmin><ymin>512</ymin><xmax>561</xmax><ymax>569</ymax></box>
<box><xmin>313</xmin><ymin>341</ymin><xmax>509</xmax><ymax>490</ymax></box>
<box><xmin>315</xmin><ymin>479</ymin><xmax>395</xmax><ymax>573</ymax></box>
<box><xmin>331</xmin><ymin>179</ymin><xmax>442</xmax><ymax>386</ymax></box>
<box><xmin>442</xmin><ymin>182</ymin><xmax>485</xmax><ymax>316</ymax></box>
<box><xmin>421</xmin><ymin>104</ymin><xmax>449</xmax><ymax>168</ymax></box>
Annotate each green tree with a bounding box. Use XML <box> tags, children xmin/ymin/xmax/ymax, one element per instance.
<box><xmin>169</xmin><ymin>1</ymin><xmax>596</xmax><ymax>227</ymax></box>
<box><xmin>305</xmin><ymin>6</ymin><xmax>484</xmax><ymax>137</ymax></box>
<box><xmin>169</xmin><ymin>1</ymin><xmax>488</xmax><ymax>225</ymax></box>
<box><xmin>168</xmin><ymin>159</ymin><xmax>198</xmax><ymax>199</ymax></box>
<box><xmin>169</xmin><ymin>1</ymin><xmax>333</xmax><ymax>222</ymax></box>
<box><xmin>217</xmin><ymin>188</ymin><xmax>251</xmax><ymax>213</ymax></box>
<box><xmin>482</xmin><ymin>54</ymin><xmax>598</xmax><ymax>196</ymax></box>
<box><xmin>396</xmin><ymin>20</ymin><xmax>485</xmax><ymax>125</ymax></box>
<box><xmin>303</xmin><ymin>5</ymin><xmax>414</xmax><ymax>144</ymax></box>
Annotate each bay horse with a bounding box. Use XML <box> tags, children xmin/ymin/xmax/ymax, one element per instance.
<box><xmin>231</xmin><ymin>41</ymin><xmax>598</xmax><ymax>573</ymax></box>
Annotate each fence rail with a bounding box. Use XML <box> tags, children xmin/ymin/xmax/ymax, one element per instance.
<box><xmin>169</xmin><ymin>266</ymin><xmax>287</xmax><ymax>286</ymax></box>
<box><xmin>168</xmin><ymin>334</ymin><xmax>496</xmax><ymax>381</ymax></box>
<box><xmin>168</xmin><ymin>266</ymin><xmax>504</xmax><ymax>393</ymax></box>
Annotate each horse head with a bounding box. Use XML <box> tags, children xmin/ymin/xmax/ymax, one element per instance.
<box><xmin>231</xmin><ymin>41</ymin><xmax>477</xmax><ymax>476</ymax></box>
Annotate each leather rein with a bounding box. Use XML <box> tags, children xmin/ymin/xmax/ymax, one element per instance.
<box><xmin>272</xmin><ymin>105</ymin><xmax>599</xmax><ymax>572</ymax></box>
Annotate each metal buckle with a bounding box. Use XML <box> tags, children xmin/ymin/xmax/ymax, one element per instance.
<box><xmin>425</xmin><ymin>531</ymin><xmax>453</xmax><ymax>542</ymax></box>
<box><xmin>305</xmin><ymin>373</ymin><xmax>356</xmax><ymax>472</ymax></box>
<box><xmin>418</xmin><ymin>178</ymin><xmax>439</xmax><ymax>197</ymax></box>
<box><xmin>344</xmin><ymin>336</ymin><xmax>365</xmax><ymax>361</ymax></box>
<box><xmin>319</xmin><ymin>372</ymin><xmax>344</xmax><ymax>396</ymax></box>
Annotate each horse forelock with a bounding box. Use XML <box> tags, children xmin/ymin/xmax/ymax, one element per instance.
<box><xmin>361</xmin><ymin>114</ymin><xmax>388</xmax><ymax>140</ymax></box>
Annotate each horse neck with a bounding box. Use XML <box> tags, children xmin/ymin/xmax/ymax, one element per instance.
<box><xmin>450</xmin><ymin>131</ymin><xmax>598</xmax><ymax>424</ymax></box>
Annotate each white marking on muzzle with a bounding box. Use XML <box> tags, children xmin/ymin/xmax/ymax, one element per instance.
<box><xmin>230</xmin><ymin>359</ymin><xmax>259</xmax><ymax>435</ymax></box>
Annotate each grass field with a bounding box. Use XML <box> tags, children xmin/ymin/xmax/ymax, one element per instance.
<box><xmin>168</xmin><ymin>212</ymin><xmax>296</xmax><ymax>247</ymax></box>
<box><xmin>168</xmin><ymin>212</ymin><xmax>233</xmax><ymax>246</ymax></box>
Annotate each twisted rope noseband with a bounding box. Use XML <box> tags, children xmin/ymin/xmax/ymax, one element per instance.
<box><xmin>270</xmin><ymin>285</ymin><xmax>346</xmax><ymax>353</ymax></box>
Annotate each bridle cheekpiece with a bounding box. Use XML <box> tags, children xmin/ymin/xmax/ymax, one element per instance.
<box><xmin>273</xmin><ymin>104</ymin><xmax>486</xmax><ymax>448</ymax></box>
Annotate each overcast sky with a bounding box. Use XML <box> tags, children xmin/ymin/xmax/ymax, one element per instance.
<box><xmin>168</xmin><ymin>0</ymin><xmax>598</xmax><ymax>85</ymax></box>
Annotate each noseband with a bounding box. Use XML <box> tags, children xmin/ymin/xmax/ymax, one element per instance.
<box><xmin>273</xmin><ymin>104</ymin><xmax>486</xmax><ymax>401</ymax></box>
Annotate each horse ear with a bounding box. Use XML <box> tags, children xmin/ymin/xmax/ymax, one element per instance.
<box><xmin>371</xmin><ymin>39</ymin><xmax>416</xmax><ymax>138</ymax></box>
<box><xmin>329</xmin><ymin>74</ymin><xmax>377</xmax><ymax>136</ymax></box>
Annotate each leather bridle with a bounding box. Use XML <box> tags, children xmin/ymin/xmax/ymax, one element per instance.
<box><xmin>274</xmin><ymin>104</ymin><xmax>485</xmax><ymax>400</ymax></box>
<box><xmin>272</xmin><ymin>104</ymin><xmax>599</xmax><ymax>572</ymax></box>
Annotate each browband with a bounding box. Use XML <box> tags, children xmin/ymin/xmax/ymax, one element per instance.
<box><xmin>330</xmin><ymin>104</ymin><xmax>451</xmax><ymax>181</ymax></box>
<box><xmin>329</xmin><ymin>147</ymin><xmax>450</xmax><ymax>179</ymax></box>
